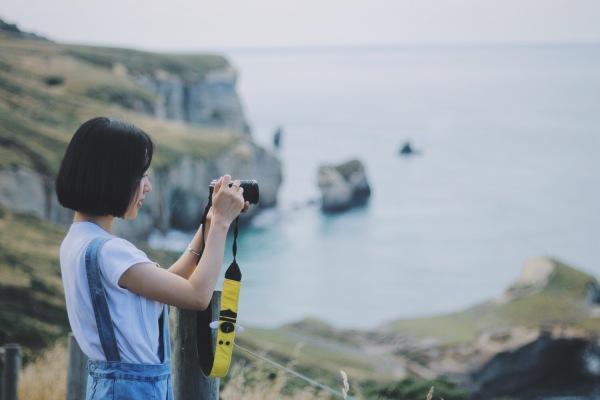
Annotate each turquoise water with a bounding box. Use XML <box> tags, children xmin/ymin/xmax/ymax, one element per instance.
<box><xmin>160</xmin><ymin>45</ymin><xmax>600</xmax><ymax>329</ymax></box>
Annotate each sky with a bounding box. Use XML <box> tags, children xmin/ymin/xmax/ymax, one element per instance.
<box><xmin>2</xmin><ymin>0</ymin><xmax>600</xmax><ymax>51</ymax></box>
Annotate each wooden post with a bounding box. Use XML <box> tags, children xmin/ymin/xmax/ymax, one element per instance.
<box><xmin>0</xmin><ymin>347</ymin><xmax>4</xmax><ymax>400</ymax></box>
<box><xmin>66</xmin><ymin>333</ymin><xmax>88</xmax><ymax>400</ymax></box>
<box><xmin>0</xmin><ymin>346</ymin><xmax>5</xmax><ymax>400</ymax></box>
<box><xmin>2</xmin><ymin>344</ymin><xmax>20</xmax><ymax>400</ymax></box>
<box><xmin>172</xmin><ymin>291</ymin><xmax>220</xmax><ymax>400</ymax></box>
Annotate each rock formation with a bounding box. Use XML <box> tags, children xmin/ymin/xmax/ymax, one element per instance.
<box><xmin>317</xmin><ymin>159</ymin><xmax>371</xmax><ymax>212</ymax></box>
<box><xmin>133</xmin><ymin>66</ymin><xmax>249</xmax><ymax>134</ymax></box>
<box><xmin>470</xmin><ymin>330</ymin><xmax>600</xmax><ymax>399</ymax></box>
<box><xmin>398</xmin><ymin>140</ymin><xmax>421</xmax><ymax>157</ymax></box>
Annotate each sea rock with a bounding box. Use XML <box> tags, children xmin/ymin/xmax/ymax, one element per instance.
<box><xmin>317</xmin><ymin>159</ymin><xmax>371</xmax><ymax>212</ymax></box>
<box><xmin>398</xmin><ymin>140</ymin><xmax>421</xmax><ymax>156</ymax></box>
<box><xmin>399</xmin><ymin>141</ymin><xmax>414</xmax><ymax>155</ymax></box>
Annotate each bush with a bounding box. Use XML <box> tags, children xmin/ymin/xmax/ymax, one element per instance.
<box><xmin>43</xmin><ymin>76</ymin><xmax>65</xmax><ymax>86</ymax></box>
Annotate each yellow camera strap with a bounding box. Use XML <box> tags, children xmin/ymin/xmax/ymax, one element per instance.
<box><xmin>197</xmin><ymin>197</ymin><xmax>242</xmax><ymax>378</ymax></box>
<box><xmin>209</xmin><ymin>259</ymin><xmax>240</xmax><ymax>377</ymax></box>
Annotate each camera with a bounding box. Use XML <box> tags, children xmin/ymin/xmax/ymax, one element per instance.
<box><xmin>209</xmin><ymin>179</ymin><xmax>260</xmax><ymax>205</ymax></box>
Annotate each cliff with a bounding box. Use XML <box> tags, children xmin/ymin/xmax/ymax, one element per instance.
<box><xmin>0</xmin><ymin>26</ymin><xmax>281</xmax><ymax>239</ymax></box>
<box><xmin>64</xmin><ymin>45</ymin><xmax>250</xmax><ymax>133</ymax></box>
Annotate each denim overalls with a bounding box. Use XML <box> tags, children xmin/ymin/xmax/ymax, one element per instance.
<box><xmin>84</xmin><ymin>237</ymin><xmax>174</xmax><ymax>400</ymax></box>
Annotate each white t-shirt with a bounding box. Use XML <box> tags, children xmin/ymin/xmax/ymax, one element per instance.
<box><xmin>60</xmin><ymin>221</ymin><xmax>164</xmax><ymax>364</ymax></box>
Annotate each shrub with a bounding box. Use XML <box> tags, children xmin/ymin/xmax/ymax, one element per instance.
<box><xmin>43</xmin><ymin>76</ymin><xmax>65</xmax><ymax>86</ymax></box>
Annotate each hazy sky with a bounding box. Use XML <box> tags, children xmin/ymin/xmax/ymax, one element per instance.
<box><xmin>2</xmin><ymin>0</ymin><xmax>600</xmax><ymax>51</ymax></box>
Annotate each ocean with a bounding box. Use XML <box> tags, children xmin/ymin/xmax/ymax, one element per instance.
<box><xmin>152</xmin><ymin>44</ymin><xmax>600</xmax><ymax>329</ymax></box>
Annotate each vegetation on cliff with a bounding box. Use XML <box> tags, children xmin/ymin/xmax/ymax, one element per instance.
<box><xmin>0</xmin><ymin>205</ymin><xmax>66</xmax><ymax>359</ymax></box>
<box><xmin>0</xmin><ymin>31</ymin><xmax>240</xmax><ymax>177</ymax></box>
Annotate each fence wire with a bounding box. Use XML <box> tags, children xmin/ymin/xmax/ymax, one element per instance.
<box><xmin>234</xmin><ymin>343</ymin><xmax>352</xmax><ymax>399</ymax></box>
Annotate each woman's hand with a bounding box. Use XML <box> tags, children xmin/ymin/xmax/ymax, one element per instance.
<box><xmin>210</xmin><ymin>175</ymin><xmax>248</xmax><ymax>227</ymax></box>
<box><xmin>206</xmin><ymin>202</ymin><xmax>249</xmax><ymax>224</ymax></box>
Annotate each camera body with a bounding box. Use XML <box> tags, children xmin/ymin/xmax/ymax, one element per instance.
<box><xmin>209</xmin><ymin>179</ymin><xmax>260</xmax><ymax>205</ymax></box>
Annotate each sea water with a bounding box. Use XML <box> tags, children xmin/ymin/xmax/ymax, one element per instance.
<box><xmin>151</xmin><ymin>44</ymin><xmax>600</xmax><ymax>328</ymax></box>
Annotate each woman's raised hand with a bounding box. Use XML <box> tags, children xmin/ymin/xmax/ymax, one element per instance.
<box><xmin>210</xmin><ymin>175</ymin><xmax>248</xmax><ymax>227</ymax></box>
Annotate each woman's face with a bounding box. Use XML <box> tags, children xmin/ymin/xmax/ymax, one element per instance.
<box><xmin>123</xmin><ymin>173</ymin><xmax>152</xmax><ymax>220</ymax></box>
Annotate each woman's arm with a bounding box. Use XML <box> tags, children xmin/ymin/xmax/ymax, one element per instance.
<box><xmin>118</xmin><ymin>175</ymin><xmax>246</xmax><ymax>310</ymax></box>
<box><xmin>119</xmin><ymin>216</ymin><xmax>230</xmax><ymax>310</ymax></box>
<box><xmin>167</xmin><ymin>216</ymin><xmax>212</xmax><ymax>279</ymax></box>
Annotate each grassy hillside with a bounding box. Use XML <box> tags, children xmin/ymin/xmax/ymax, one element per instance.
<box><xmin>0</xmin><ymin>204</ymin><xmax>179</xmax><ymax>360</ymax></box>
<box><xmin>385</xmin><ymin>260</ymin><xmax>600</xmax><ymax>344</ymax></box>
<box><xmin>0</xmin><ymin>205</ymin><xmax>66</xmax><ymax>358</ymax></box>
<box><xmin>0</xmin><ymin>32</ymin><xmax>240</xmax><ymax>176</ymax></box>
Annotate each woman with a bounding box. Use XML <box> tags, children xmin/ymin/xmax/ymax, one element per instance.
<box><xmin>56</xmin><ymin>117</ymin><xmax>248</xmax><ymax>399</ymax></box>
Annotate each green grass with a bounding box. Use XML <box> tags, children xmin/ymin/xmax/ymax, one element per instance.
<box><xmin>63</xmin><ymin>45</ymin><xmax>229</xmax><ymax>82</ymax></box>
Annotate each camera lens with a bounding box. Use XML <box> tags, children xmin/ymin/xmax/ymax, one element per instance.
<box><xmin>239</xmin><ymin>180</ymin><xmax>259</xmax><ymax>204</ymax></box>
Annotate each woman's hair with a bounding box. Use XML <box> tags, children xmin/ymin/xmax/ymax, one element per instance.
<box><xmin>56</xmin><ymin>117</ymin><xmax>154</xmax><ymax>217</ymax></box>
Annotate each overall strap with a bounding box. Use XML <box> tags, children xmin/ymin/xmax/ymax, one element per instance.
<box><xmin>157</xmin><ymin>304</ymin><xmax>171</xmax><ymax>363</ymax></box>
<box><xmin>84</xmin><ymin>237</ymin><xmax>121</xmax><ymax>362</ymax></box>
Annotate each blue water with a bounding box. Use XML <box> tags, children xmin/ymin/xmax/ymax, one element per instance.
<box><xmin>159</xmin><ymin>44</ymin><xmax>600</xmax><ymax>329</ymax></box>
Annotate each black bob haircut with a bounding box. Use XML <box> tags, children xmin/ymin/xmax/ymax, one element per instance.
<box><xmin>56</xmin><ymin>117</ymin><xmax>153</xmax><ymax>217</ymax></box>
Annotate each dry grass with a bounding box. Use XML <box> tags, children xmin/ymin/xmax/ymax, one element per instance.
<box><xmin>221</xmin><ymin>361</ymin><xmax>333</xmax><ymax>400</ymax></box>
<box><xmin>18</xmin><ymin>340</ymin><xmax>68</xmax><ymax>400</ymax></box>
<box><xmin>426</xmin><ymin>386</ymin><xmax>434</xmax><ymax>400</ymax></box>
<box><xmin>340</xmin><ymin>370</ymin><xmax>350</xmax><ymax>399</ymax></box>
<box><xmin>17</xmin><ymin>340</ymin><xmax>354</xmax><ymax>400</ymax></box>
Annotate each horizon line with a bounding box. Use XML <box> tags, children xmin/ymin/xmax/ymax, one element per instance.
<box><xmin>53</xmin><ymin>37</ymin><xmax>600</xmax><ymax>56</ymax></box>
